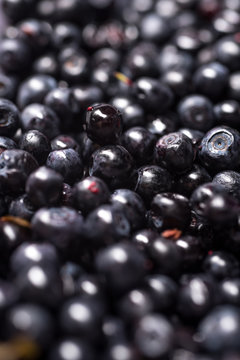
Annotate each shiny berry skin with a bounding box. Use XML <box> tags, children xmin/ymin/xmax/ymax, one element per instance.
<box><xmin>214</xmin><ymin>100</ymin><xmax>240</xmax><ymax>128</ymax></box>
<box><xmin>44</xmin><ymin>87</ymin><xmax>76</xmax><ymax>132</ymax></box>
<box><xmin>10</xmin><ymin>242</ymin><xmax>59</xmax><ymax>274</ymax></box>
<box><xmin>20</xmin><ymin>130</ymin><xmax>51</xmax><ymax>165</ymax></box>
<box><xmin>9</xmin><ymin>194</ymin><xmax>35</xmax><ymax>220</ymax></box>
<box><xmin>134</xmin><ymin>314</ymin><xmax>174</xmax><ymax>359</ymax></box>
<box><xmin>21</xmin><ymin>103</ymin><xmax>60</xmax><ymax>139</ymax></box>
<box><xmin>84</xmin><ymin>205</ymin><xmax>130</xmax><ymax>247</ymax></box>
<box><xmin>73</xmin><ymin>176</ymin><xmax>110</xmax><ymax>215</ymax></box>
<box><xmin>133</xmin><ymin>77</ymin><xmax>173</xmax><ymax>113</ymax></box>
<box><xmin>52</xmin><ymin>22</ymin><xmax>81</xmax><ymax>49</ymax></box>
<box><xmin>154</xmin><ymin>132</ymin><xmax>194</xmax><ymax>174</ymax></box>
<box><xmin>59</xmin><ymin>297</ymin><xmax>103</xmax><ymax>342</ymax></box>
<box><xmin>118</xmin><ymin>288</ymin><xmax>154</xmax><ymax>322</ymax></box>
<box><xmin>0</xmin><ymin>38</ymin><xmax>31</xmax><ymax>74</ymax></box>
<box><xmin>17</xmin><ymin>74</ymin><xmax>57</xmax><ymax>109</ymax></box>
<box><xmin>33</xmin><ymin>53</ymin><xmax>59</xmax><ymax>77</ymax></box>
<box><xmin>177</xmin><ymin>274</ymin><xmax>215</xmax><ymax>320</ymax></box>
<box><xmin>148</xmin><ymin>237</ymin><xmax>182</xmax><ymax>276</ymax></box>
<box><xmin>193</xmin><ymin>62</ymin><xmax>229</xmax><ymax>100</ymax></box>
<box><xmin>132</xmin><ymin>229</ymin><xmax>158</xmax><ymax>252</ymax></box>
<box><xmin>51</xmin><ymin>135</ymin><xmax>80</xmax><ymax>153</ymax></box>
<box><xmin>71</xmin><ymin>85</ymin><xmax>104</xmax><ymax>113</ymax></box>
<box><xmin>110</xmin><ymin>189</ymin><xmax>146</xmax><ymax>231</ymax></box>
<box><xmin>215</xmin><ymin>35</ymin><xmax>240</xmax><ymax>71</ymax></box>
<box><xmin>89</xmin><ymin>145</ymin><xmax>134</xmax><ymax>189</ymax></box>
<box><xmin>203</xmin><ymin>251</ymin><xmax>239</xmax><ymax>280</ymax></box>
<box><xmin>46</xmin><ymin>149</ymin><xmax>83</xmax><ymax>185</ymax></box>
<box><xmin>176</xmin><ymin>164</ymin><xmax>212</xmax><ymax>197</ymax></box>
<box><xmin>18</xmin><ymin>19</ymin><xmax>52</xmax><ymax>53</ymax></box>
<box><xmin>213</xmin><ymin>170</ymin><xmax>240</xmax><ymax>201</ymax></box>
<box><xmin>0</xmin><ymin>281</ymin><xmax>19</xmax><ymax>315</ymax></box>
<box><xmin>0</xmin><ymin>74</ymin><xmax>18</xmax><ymax>100</ymax></box>
<box><xmin>95</xmin><ymin>242</ymin><xmax>146</xmax><ymax>294</ymax></box>
<box><xmin>176</xmin><ymin>235</ymin><xmax>206</xmax><ymax>271</ymax></box>
<box><xmin>111</xmin><ymin>97</ymin><xmax>145</xmax><ymax>130</ymax></box>
<box><xmin>148</xmin><ymin>193</ymin><xmax>191</xmax><ymax>231</ymax></box>
<box><xmin>132</xmin><ymin>165</ymin><xmax>172</xmax><ymax>204</ymax></box>
<box><xmin>5</xmin><ymin>303</ymin><xmax>54</xmax><ymax>348</ymax></box>
<box><xmin>147</xmin><ymin>114</ymin><xmax>177</xmax><ymax>139</ymax></box>
<box><xmin>49</xmin><ymin>338</ymin><xmax>95</xmax><ymax>360</ymax></box>
<box><xmin>219</xmin><ymin>279</ymin><xmax>240</xmax><ymax>305</ymax></box>
<box><xmin>61</xmin><ymin>52</ymin><xmax>89</xmax><ymax>84</ymax></box>
<box><xmin>228</xmin><ymin>71</ymin><xmax>240</xmax><ymax>101</ymax></box>
<box><xmin>121</xmin><ymin>127</ymin><xmax>156</xmax><ymax>165</ymax></box>
<box><xmin>199</xmin><ymin>126</ymin><xmax>240</xmax><ymax>172</ymax></box>
<box><xmin>0</xmin><ymin>98</ymin><xmax>20</xmax><ymax>137</ymax></box>
<box><xmin>144</xmin><ymin>275</ymin><xmax>178</xmax><ymax>312</ymax></box>
<box><xmin>86</xmin><ymin>103</ymin><xmax>123</xmax><ymax>145</ymax></box>
<box><xmin>162</xmin><ymin>69</ymin><xmax>193</xmax><ymax>99</ymax></box>
<box><xmin>14</xmin><ymin>264</ymin><xmax>63</xmax><ymax>307</ymax></box>
<box><xmin>0</xmin><ymin>149</ymin><xmax>38</xmax><ymax>194</ymax></box>
<box><xmin>198</xmin><ymin>306</ymin><xmax>240</xmax><ymax>353</ymax></box>
<box><xmin>32</xmin><ymin>207</ymin><xmax>84</xmax><ymax>251</ymax></box>
<box><xmin>190</xmin><ymin>182</ymin><xmax>229</xmax><ymax>217</ymax></box>
<box><xmin>26</xmin><ymin>166</ymin><xmax>63</xmax><ymax>208</ymax></box>
<box><xmin>178</xmin><ymin>95</ymin><xmax>215</xmax><ymax>131</ymax></box>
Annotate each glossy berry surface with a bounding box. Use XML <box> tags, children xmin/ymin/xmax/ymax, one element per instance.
<box><xmin>86</xmin><ymin>103</ymin><xmax>123</xmax><ymax>145</ymax></box>
<box><xmin>199</xmin><ymin>126</ymin><xmax>240</xmax><ymax>172</ymax></box>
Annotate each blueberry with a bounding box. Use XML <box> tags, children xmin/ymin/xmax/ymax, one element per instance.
<box><xmin>0</xmin><ymin>38</ymin><xmax>32</xmax><ymax>74</ymax></box>
<box><xmin>59</xmin><ymin>297</ymin><xmax>103</xmax><ymax>342</ymax></box>
<box><xmin>10</xmin><ymin>242</ymin><xmax>59</xmax><ymax>274</ymax></box>
<box><xmin>49</xmin><ymin>338</ymin><xmax>95</xmax><ymax>360</ymax></box>
<box><xmin>148</xmin><ymin>237</ymin><xmax>182</xmax><ymax>275</ymax></box>
<box><xmin>73</xmin><ymin>176</ymin><xmax>110</xmax><ymax>215</ymax></box>
<box><xmin>121</xmin><ymin>127</ymin><xmax>155</xmax><ymax>165</ymax></box>
<box><xmin>26</xmin><ymin>166</ymin><xmax>63</xmax><ymax>208</ymax></box>
<box><xmin>198</xmin><ymin>306</ymin><xmax>240</xmax><ymax>353</ymax></box>
<box><xmin>5</xmin><ymin>303</ymin><xmax>54</xmax><ymax>348</ymax></box>
<box><xmin>133</xmin><ymin>77</ymin><xmax>173</xmax><ymax>113</ymax></box>
<box><xmin>84</xmin><ymin>205</ymin><xmax>130</xmax><ymax>246</ymax></box>
<box><xmin>162</xmin><ymin>69</ymin><xmax>193</xmax><ymax>99</ymax></box>
<box><xmin>147</xmin><ymin>114</ymin><xmax>177</xmax><ymax>138</ymax></box>
<box><xmin>219</xmin><ymin>279</ymin><xmax>240</xmax><ymax>305</ymax></box>
<box><xmin>18</xmin><ymin>19</ymin><xmax>52</xmax><ymax>53</ymax></box>
<box><xmin>132</xmin><ymin>229</ymin><xmax>158</xmax><ymax>252</ymax></box>
<box><xmin>51</xmin><ymin>135</ymin><xmax>80</xmax><ymax>153</ymax></box>
<box><xmin>213</xmin><ymin>170</ymin><xmax>240</xmax><ymax>201</ymax></box>
<box><xmin>0</xmin><ymin>74</ymin><xmax>18</xmax><ymax>100</ymax></box>
<box><xmin>144</xmin><ymin>275</ymin><xmax>178</xmax><ymax>312</ymax></box>
<box><xmin>89</xmin><ymin>145</ymin><xmax>134</xmax><ymax>189</ymax></box>
<box><xmin>86</xmin><ymin>103</ymin><xmax>123</xmax><ymax>145</ymax></box>
<box><xmin>148</xmin><ymin>193</ymin><xmax>191</xmax><ymax>231</ymax></box>
<box><xmin>228</xmin><ymin>71</ymin><xmax>240</xmax><ymax>101</ymax></box>
<box><xmin>177</xmin><ymin>274</ymin><xmax>216</xmax><ymax>320</ymax></box>
<box><xmin>215</xmin><ymin>35</ymin><xmax>240</xmax><ymax>71</ymax></box>
<box><xmin>193</xmin><ymin>62</ymin><xmax>229</xmax><ymax>100</ymax></box>
<box><xmin>178</xmin><ymin>95</ymin><xmax>215</xmax><ymax>131</ymax></box>
<box><xmin>52</xmin><ymin>22</ymin><xmax>81</xmax><ymax>50</ymax></box>
<box><xmin>0</xmin><ymin>98</ymin><xmax>19</xmax><ymax>137</ymax></box>
<box><xmin>17</xmin><ymin>74</ymin><xmax>57</xmax><ymax>109</ymax></box>
<box><xmin>14</xmin><ymin>264</ymin><xmax>63</xmax><ymax>307</ymax></box>
<box><xmin>132</xmin><ymin>165</ymin><xmax>173</xmax><ymax>204</ymax></box>
<box><xmin>214</xmin><ymin>100</ymin><xmax>240</xmax><ymax>128</ymax></box>
<box><xmin>199</xmin><ymin>126</ymin><xmax>240</xmax><ymax>172</ymax></box>
<box><xmin>118</xmin><ymin>288</ymin><xmax>154</xmax><ymax>322</ymax></box>
<box><xmin>176</xmin><ymin>164</ymin><xmax>212</xmax><ymax>197</ymax></box>
<box><xmin>46</xmin><ymin>148</ymin><xmax>83</xmax><ymax>185</ymax></box>
<box><xmin>140</xmin><ymin>13</ymin><xmax>171</xmax><ymax>43</ymax></box>
<box><xmin>203</xmin><ymin>251</ymin><xmax>239</xmax><ymax>280</ymax></box>
<box><xmin>32</xmin><ymin>207</ymin><xmax>84</xmax><ymax>251</ymax></box>
<box><xmin>95</xmin><ymin>242</ymin><xmax>146</xmax><ymax>294</ymax></box>
<box><xmin>154</xmin><ymin>132</ymin><xmax>195</xmax><ymax>174</ymax></box>
<box><xmin>20</xmin><ymin>129</ymin><xmax>51</xmax><ymax>165</ymax></box>
<box><xmin>33</xmin><ymin>53</ymin><xmax>59</xmax><ymax>77</ymax></box>
<box><xmin>21</xmin><ymin>104</ymin><xmax>60</xmax><ymax>139</ymax></box>
<box><xmin>134</xmin><ymin>314</ymin><xmax>174</xmax><ymax>359</ymax></box>
<box><xmin>9</xmin><ymin>194</ymin><xmax>35</xmax><ymax>220</ymax></box>
<box><xmin>110</xmin><ymin>189</ymin><xmax>146</xmax><ymax>231</ymax></box>
<box><xmin>44</xmin><ymin>88</ymin><xmax>76</xmax><ymax>132</ymax></box>
<box><xmin>61</xmin><ymin>52</ymin><xmax>89</xmax><ymax>84</ymax></box>
<box><xmin>0</xmin><ymin>149</ymin><xmax>38</xmax><ymax>194</ymax></box>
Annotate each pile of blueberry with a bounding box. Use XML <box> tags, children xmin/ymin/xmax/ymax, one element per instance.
<box><xmin>1</xmin><ymin>0</ymin><xmax>240</xmax><ymax>359</ymax></box>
